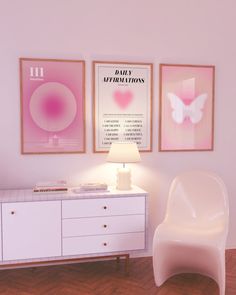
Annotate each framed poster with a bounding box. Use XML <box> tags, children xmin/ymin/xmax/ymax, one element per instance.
<box><xmin>159</xmin><ymin>64</ymin><xmax>215</xmax><ymax>151</ymax></box>
<box><xmin>93</xmin><ymin>61</ymin><xmax>153</xmax><ymax>152</ymax></box>
<box><xmin>20</xmin><ymin>58</ymin><xmax>85</xmax><ymax>154</ymax></box>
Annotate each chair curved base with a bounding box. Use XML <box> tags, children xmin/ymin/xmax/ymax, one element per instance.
<box><xmin>153</xmin><ymin>241</ymin><xmax>225</xmax><ymax>295</ymax></box>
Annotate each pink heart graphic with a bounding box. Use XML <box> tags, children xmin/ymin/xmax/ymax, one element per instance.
<box><xmin>113</xmin><ymin>90</ymin><xmax>133</xmax><ymax>109</ymax></box>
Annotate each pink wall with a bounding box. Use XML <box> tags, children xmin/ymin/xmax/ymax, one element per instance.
<box><xmin>0</xmin><ymin>0</ymin><xmax>236</xmax><ymax>251</ymax></box>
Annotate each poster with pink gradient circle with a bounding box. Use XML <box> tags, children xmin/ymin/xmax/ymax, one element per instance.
<box><xmin>159</xmin><ymin>64</ymin><xmax>215</xmax><ymax>151</ymax></box>
<box><xmin>20</xmin><ymin>58</ymin><xmax>85</xmax><ymax>154</ymax></box>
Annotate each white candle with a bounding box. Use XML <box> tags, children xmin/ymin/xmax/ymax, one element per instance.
<box><xmin>52</xmin><ymin>134</ymin><xmax>59</xmax><ymax>146</ymax></box>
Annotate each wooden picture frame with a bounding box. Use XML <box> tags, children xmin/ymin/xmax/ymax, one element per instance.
<box><xmin>93</xmin><ymin>61</ymin><xmax>153</xmax><ymax>152</ymax></box>
<box><xmin>20</xmin><ymin>58</ymin><xmax>85</xmax><ymax>154</ymax></box>
<box><xmin>159</xmin><ymin>63</ymin><xmax>215</xmax><ymax>151</ymax></box>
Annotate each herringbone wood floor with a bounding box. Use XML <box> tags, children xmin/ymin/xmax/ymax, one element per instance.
<box><xmin>0</xmin><ymin>249</ymin><xmax>235</xmax><ymax>295</ymax></box>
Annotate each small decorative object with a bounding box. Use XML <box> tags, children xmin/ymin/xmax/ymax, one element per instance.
<box><xmin>159</xmin><ymin>64</ymin><xmax>215</xmax><ymax>151</ymax></box>
<box><xmin>106</xmin><ymin>142</ymin><xmax>141</xmax><ymax>190</ymax></box>
<box><xmin>93</xmin><ymin>61</ymin><xmax>153</xmax><ymax>152</ymax></box>
<box><xmin>20</xmin><ymin>58</ymin><xmax>85</xmax><ymax>154</ymax></box>
<box><xmin>73</xmin><ymin>183</ymin><xmax>108</xmax><ymax>193</ymax></box>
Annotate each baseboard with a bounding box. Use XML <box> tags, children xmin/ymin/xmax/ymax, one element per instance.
<box><xmin>130</xmin><ymin>247</ymin><xmax>236</xmax><ymax>258</ymax></box>
<box><xmin>226</xmin><ymin>245</ymin><xmax>236</xmax><ymax>250</ymax></box>
<box><xmin>130</xmin><ymin>250</ymin><xmax>152</xmax><ymax>258</ymax></box>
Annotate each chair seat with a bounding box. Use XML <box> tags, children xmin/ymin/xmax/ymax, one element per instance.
<box><xmin>156</xmin><ymin>222</ymin><xmax>226</xmax><ymax>247</ymax></box>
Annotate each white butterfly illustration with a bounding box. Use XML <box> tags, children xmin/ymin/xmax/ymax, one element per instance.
<box><xmin>167</xmin><ymin>92</ymin><xmax>208</xmax><ymax>124</ymax></box>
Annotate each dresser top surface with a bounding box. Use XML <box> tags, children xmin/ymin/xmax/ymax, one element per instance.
<box><xmin>0</xmin><ymin>186</ymin><xmax>147</xmax><ymax>203</ymax></box>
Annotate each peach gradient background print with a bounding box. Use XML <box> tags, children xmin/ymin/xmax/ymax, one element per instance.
<box><xmin>160</xmin><ymin>65</ymin><xmax>214</xmax><ymax>151</ymax></box>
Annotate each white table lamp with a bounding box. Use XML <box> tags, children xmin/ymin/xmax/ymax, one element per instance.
<box><xmin>106</xmin><ymin>142</ymin><xmax>141</xmax><ymax>190</ymax></box>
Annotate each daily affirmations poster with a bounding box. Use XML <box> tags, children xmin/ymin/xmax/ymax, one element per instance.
<box><xmin>93</xmin><ymin>62</ymin><xmax>152</xmax><ymax>152</ymax></box>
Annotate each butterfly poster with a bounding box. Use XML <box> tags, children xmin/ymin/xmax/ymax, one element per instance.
<box><xmin>93</xmin><ymin>61</ymin><xmax>153</xmax><ymax>152</ymax></box>
<box><xmin>20</xmin><ymin>58</ymin><xmax>85</xmax><ymax>154</ymax></box>
<box><xmin>159</xmin><ymin>64</ymin><xmax>215</xmax><ymax>151</ymax></box>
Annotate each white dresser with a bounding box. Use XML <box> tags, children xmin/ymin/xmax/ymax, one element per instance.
<box><xmin>0</xmin><ymin>186</ymin><xmax>147</xmax><ymax>269</ymax></box>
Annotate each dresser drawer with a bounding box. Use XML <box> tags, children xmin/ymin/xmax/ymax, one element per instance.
<box><xmin>62</xmin><ymin>214</ymin><xmax>145</xmax><ymax>237</ymax></box>
<box><xmin>62</xmin><ymin>196</ymin><xmax>145</xmax><ymax>218</ymax></box>
<box><xmin>63</xmin><ymin>232</ymin><xmax>145</xmax><ymax>256</ymax></box>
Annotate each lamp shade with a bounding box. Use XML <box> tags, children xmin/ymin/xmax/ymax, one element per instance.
<box><xmin>106</xmin><ymin>142</ymin><xmax>141</xmax><ymax>163</ymax></box>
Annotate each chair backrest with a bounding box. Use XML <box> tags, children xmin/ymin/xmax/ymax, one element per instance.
<box><xmin>165</xmin><ymin>171</ymin><xmax>229</xmax><ymax>230</ymax></box>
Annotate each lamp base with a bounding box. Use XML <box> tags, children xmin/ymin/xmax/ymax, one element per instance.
<box><xmin>116</xmin><ymin>167</ymin><xmax>131</xmax><ymax>190</ymax></box>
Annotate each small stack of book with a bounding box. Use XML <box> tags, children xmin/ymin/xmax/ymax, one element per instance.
<box><xmin>33</xmin><ymin>180</ymin><xmax>68</xmax><ymax>193</ymax></box>
<box><xmin>73</xmin><ymin>183</ymin><xmax>108</xmax><ymax>193</ymax></box>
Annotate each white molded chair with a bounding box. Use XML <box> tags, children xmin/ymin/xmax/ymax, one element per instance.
<box><xmin>153</xmin><ymin>171</ymin><xmax>229</xmax><ymax>295</ymax></box>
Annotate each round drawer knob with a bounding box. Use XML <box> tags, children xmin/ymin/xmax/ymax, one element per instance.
<box><xmin>103</xmin><ymin>242</ymin><xmax>107</xmax><ymax>246</ymax></box>
<box><xmin>103</xmin><ymin>224</ymin><xmax>107</xmax><ymax>228</ymax></box>
<box><xmin>11</xmin><ymin>211</ymin><xmax>15</xmax><ymax>215</ymax></box>
<box><xmin>103</xmin><ymin>206</ymin><xmax>107</xmax><ymax>210</ymax></box>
